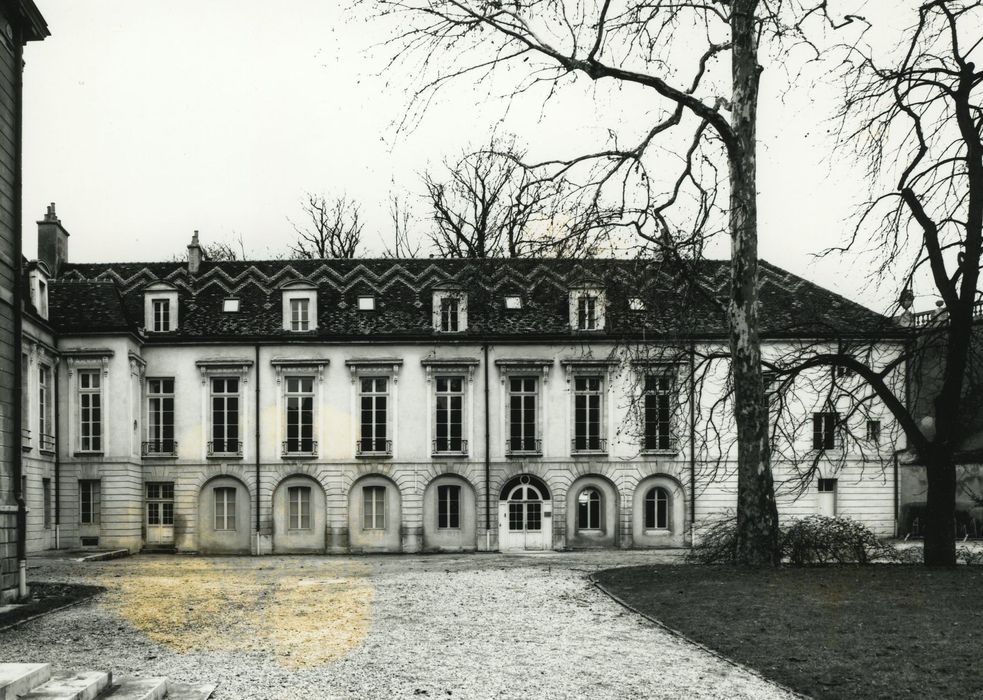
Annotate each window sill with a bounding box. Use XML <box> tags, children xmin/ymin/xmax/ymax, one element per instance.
<box><xmin>432</xmin><ymin>452</ymin><xmax>469</xmax><ymax>458</ymax></box>
<box><xmin>21</xmin><ymin>444</ymin><xmax>32</xmax><ymax>452</ymax></box>
<box><xmin>282</xmin><ymin>453</ymin><xmax>318</xmax><ymax>460</ymax></box>
<box><xmin>506</xmin><ymin>451</ymin><xmax>543</xmax><ymax>458</ymax></box>
<box><xmin>207</xmin><ymin>454</ymin><xmax>244</xmax><ymax>460</ymax></box>
<box><xmin>38</xmin><ymin>448</ymin><xmax>56</xmax><ymax>456</ymax></box>
<box><xmin>74</xmin><ymin>451</ymin><xmax>104</xmax><ymax>457</ymax></box>
<box><xmin>641</xmin><ymin>448</ymin><xmax>680</xmax><ymax>456</ymax></box>
<box><xmin>356</xmin><ymin>453</ymin><xmax>392</xmax><ymax>459</ymax></box>
<box><xmin>571</xmin><ymin>450</ymin><xmax>608</xmax><ymax>457</ymax></box>
<box><xmin>143</xmin><ymin>453</ymin><xmax>178</xmax><ymax>459</ymax></box>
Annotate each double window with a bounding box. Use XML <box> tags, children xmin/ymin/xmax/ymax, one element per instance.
<box><xmin>288</xmin><ymin>486</ymin><xmax>312</xmax><ymax>529</ymax></box>
<box><xmin>79</xmin><ymin>479</ymin><xmax>101</xmax><ymax>525</ymax></box>
<box><xmin>440</xmin><ymin>297</ymin><xmax>459</xmax><ymax>332</ymax></box>
<box><xmin>38</xmin><ymin>363</ymin><xmax>53</xmax><ymax>451</ymax></box>
<box><xmin>812</xmin><ymin>412</ymin><xmax>839</xmax><ymax>451</ymax></box>
<box><xmin>643</xmin><ymin>373</ymin><xmax>674</xmax><ymax>451</ymax></box>
<box><xmin>363</xmin><ymin>485</ymin><xmax>386</xmax><ymax>529</ymax></box>
<box><xmin>152</xmin><ymin>298</ymin><xmax>171</xmax><ymax>332</ymax></box>
<box><xmin>573</xmin><ymin>376</ymin><xmax>604</xmax><ymax>452</ymax></box>
<box><xmin>214</xmin><ymin>487</ymin><xmax>236</xmax><ymax>530</ymax></box>
<box><xmin>290</xmin><ymin>298</ymin><xmax>311</xmax><ymax>331</ymax></box>
<box><xmin>210</xmin><ymin>377</ymin><xmax>241</xmax><ymax>456</ymax></box>
<box><xmin>147</xmin><ymin>378</ymin><xmax>176</xmax><ymax>455</ymax></box>
<box><xmin>359</xmin><ymin>377</ymin><xmax>390</xmax><ymax>454</ymax></box>
<box><xmin>434</xmin><ymin>376</ymin><xmax>465</xmax><ymax>454</ymax></box>
<box><xmin>78</xmin><ymin>370</ymin><xmax>102</xmax><ymax>452</ymax></box>
<box><xmin>577</xmin><ymin>488</ymin><xmax>601</xmax><ymax>530</ymax></box>
<box><xmin>644</xmin><ymin>487</ymin><xmax>669</xmax><ymax>530</ymax></box>
<box><xmin>147</xmin><ymin>482</ymin><xmax>175</xmax><ymax>527</ymax></box>
<box><xmin>437</xmin><ymin>484</ymin><xmax>461</xmax><ymax>529</ymax></box>
<box><xmin>577</xmin><ymin>295</ymin><xmax>598</xmax><ymax>330</ymax></box>
<box><xmin>508</xmin><ymin>377</ymin><xmax>539</xmax><ymax>454</ymax></box>
<box><xmin>284</xmin><ymin>376</ymin><xmax>315</xmax><ymax>455</ymax></box>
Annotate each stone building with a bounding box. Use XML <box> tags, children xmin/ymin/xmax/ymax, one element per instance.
<box><xmin>0</xmin><ymin>0</ymin><xmax>47</xmax><ymax>602</ymax></box>
<box><xmin>20</xmin><ymin>217</ymin><xmax>906</xmax><ymax>555</ymax></box>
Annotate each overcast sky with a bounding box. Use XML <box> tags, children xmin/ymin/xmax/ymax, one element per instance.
<box><xmin>21</xmin><ymin>1</ymin><xmax>919</xmax><ymax>312</ymax></box>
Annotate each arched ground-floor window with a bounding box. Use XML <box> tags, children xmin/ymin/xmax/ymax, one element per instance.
<box><xmin>348</xmin><ymin>475</ymin><xmax>402</xmax><ymax>552</ymax></box>
<box><xmin>632</xmin><ymin>475</ymin><xmax>686</xmax><ymax>548</ymax></box>
<box><xmin>197</xmin><ymin>475</ymin><xmax>251</xmax><ymax>554</ymax></box>
<box><xmin>565</xmin><ymin>475</ymin><xmax>618</xmax><ymax>548</ymax></box>
<box><xmin>272</xmin><ymin>474</ymin><xmax>327</xmax><ymax>553</ymax></box>
<box><xmin>422</xmin><ymin>474</ymin><xmax>477</xmax><ymax>551</ymax></box>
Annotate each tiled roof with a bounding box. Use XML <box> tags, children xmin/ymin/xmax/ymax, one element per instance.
<box><xmin>49</xmin><ymin>258</ymin><xmax>898</xmax><ymax>341</ymax></box>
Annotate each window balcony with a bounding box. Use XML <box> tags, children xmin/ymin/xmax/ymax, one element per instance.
<box><xmin>506</xmin><ymin>438</ymin><xmax>542</xmax><ymax>457</ymax></box>
<box><xmin>642</xmin><ymin>435</ymin><xmax>679</xmax><ymax>454</ymax></box>
<box><xmin>21</xmin><ymin>428</ymin><xmax>31</xmax><ymax>450</ymax></box>
<box><xmin>39</xmin><ymin>433</ymin><xmax>56</xmax><ymax>452</ymax></box>
<box><xmin>207</xmin><ymin>440</ymin><xmax>243</xmax><ymax>458</ymax></box>
<box><xmin>571</xmin><ymin>438</ymin><xmax>607</xmax><ymax>455</ymax></box>
<box><xmin>432</xmin><ymin>438</ymin><xmax>468</xmax><ymax>457</ymax></box>
<box><xmin>143</xmin><ymin>440</ymin><xmax>178</xmax><ymax>457</ymax></box>
<box><xmin>356</xmin><ymin>439</ymin><xmax>392</xmax><ymax>457</ymax></box>
<box><xmin>282</xmin><ymin>439</ymin><xmax>318</xmax><ymax>458</ymax></box>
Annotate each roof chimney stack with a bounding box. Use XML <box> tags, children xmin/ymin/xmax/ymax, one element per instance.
<box><xmin>37</xmin><ymin>202</ymin><xmax>69</xmax><ymax>276</ymax></box>
<box><xmin>187</xmin><ymin>230</ymin><xmax>203</xmax><ymax>274</ymax></box>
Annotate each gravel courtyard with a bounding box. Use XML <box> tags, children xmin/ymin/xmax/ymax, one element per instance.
<box><xmin>0</xmin><ymin>552</ymin><xmax>795</xmax><ymax>699</ymax></box>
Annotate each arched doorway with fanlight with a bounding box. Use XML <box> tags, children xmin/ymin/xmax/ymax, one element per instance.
<box><xmin>498</xmin><ymin>474</ymin><xmax>552</xmax><ymax>551</ymax></box>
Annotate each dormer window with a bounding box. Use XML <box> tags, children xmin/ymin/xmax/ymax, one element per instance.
<box><xmin>143</xmin><ymin>282</ymin><xmax>179</xmax><ymax>333</ymax></box>
<box><xmin>280</xmin><ymin>281</ymin><xmax>318</xmax><ymax>332</ymax></box>
<box><xmin>27</xmin><ymin>262</ymin><xmax>51</xmax><ymax>320</ymax></box>
<box><xmin>358</xmin><ymin>296</ymin><xmax>376</xmax><ymax>311</ymax></box>
<box><xmin>223</xmin><ymin>298</ymin><xmax>240</xmax><ymax>313</ymax></box>
<box><xmin>152</xmin><ymin>299</ymin><xmax>171</xmax><ymax>332</ymax></box>
<box><xmin>570</xmin><ymin>287</ymin><xmax>605</xmax><ymax>331</ymax></box>
<box><xmin>505</xmin><ymin>295</ymin><xmax>522</xmax><ymax>310</ymax></box>
<box><xmin>433</xmin><ymin>289</ymin><xmax>468</xmax><ymax>332</ymax></box>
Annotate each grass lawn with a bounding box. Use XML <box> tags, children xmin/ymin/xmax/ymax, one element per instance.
<box><xmin>593</xmin><ymin>565</ymin><xmax>983</xmax><ymax>699</ymax></box>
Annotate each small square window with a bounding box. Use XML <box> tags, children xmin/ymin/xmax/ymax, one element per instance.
<box><xmin>505</xmin><ymin>295</ymin><xmax>522</xmax><ymax>310</ymax></box>
<box><xmin>223</xmin><ymin>298</ymin><xmax>240</xmax><ymax>313</ymax></box>
<box><xmin>358</xmin><ymin>296</ymin><xmax>376</xmax><ymax>311</ymax></box>
<box><xmin>628</xmin><ymin>297</ymin><xmax>646</xmax><ymax>311</ymax></box>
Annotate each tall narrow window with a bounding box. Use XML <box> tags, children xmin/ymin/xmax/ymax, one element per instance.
<box><xmin>363</xmin><ymin>485</ymin><xmax>386</xmax><ymax>529</ymax></box>
<box><xmin>288</xmin><ymin>486</ymin><xmax>312</xmax><ymax>529</ymax></box>
<box><xmin>577</xmin><ymin>295</ymin><xmax>598</xmax><ymax>330</ymax></box>
<box><xmin>440</xmin><ymin>297</ymin><xmax>459</xmax><ymax>332</ymax></box>
<box><xmin>284</xmin><ymin>377</ymin><xmax>315</xmax><ymax>454</ymax></box>
<box><xmin>643</xmin><ymin>373</ymin><xmax>674</xmax><ymax>451</ymax></box>
<box><xmin>359</xmin><ymin>377</ymin><xmax>389</xmax><ymax>454</ymax></box>
<box><xmin>210</xmin><ymin>377</ymin><xmax>241</xmax><ymax>455</ymax></box>
<box><xmin>573</xmin><ymin>376</ymin><xmax>604</xmax><ymax>452</ymax></box>
<box><xmin>79</xmin><ymin>479</ymin><xmax>101</xmax><ymax>525</ymax></box>
<box><xmin>866</xmin><ymin>419</ymin><xmax>881</xmax><ymax>444</ymax></box>
<box><xmin>645</xmin><ymin>487</ymin><xmax>669</xmax><ymax>530</ymax></box>
<box><xmin>813</xmin><ymin>412</ymin><xmax>838</xmax><ymax>451</ymax></box>
<box><xmin>437</xmin><ymin>484</ymin><xmax>461</xmax><ymax>529</ymax></box>
<box><xmin>39</xmin><ymin>363</ymin><xmax>52</xmax><ymax>450</ymax></box>
<box><xmin>434</xmin><ymin>376</ymin><xmax>464</xmax><ymax>453</ymax></box>
<box><xmin>78</xmin><ymin>369</ymin><xmax>102</xmax><ymax>452</ymax></box>
<box><xmin>152</xmin><ymin>298</ymin><xmax>171</xmax><ymax>332</ymax></box>
<box><xmin>21</xmin><ymin>354</ymin><xmax>29</xmax><ymax>446</ymax></box>
<box><xmin>290</xmin><ymin>298</ymin><xmax>310</xmax><ymax>331</ymax></box>
<box><xmin>147</xmin><ymin>378</ymin><xmax>175</xmax><ymax>455</ymax></box>
<box><xmin>577</xmin><ymin>488</ymin><xmax>601</xmax><ymax>530</ymax></box>
<box><xmin>508</xmin><ymin>377</ymin><xmax>539</xmax><ymax>453</ymax></box>
<box><xmin>42</xmin><ymin>478</ymin><xmax>51</xmax><ymax>529</ymax></box>
<box><xmin>214</xmin><ymin>487</ymin><xmax>236</xmax><ymax>530</ymax></box>
<box><xmin>38</xmin><ymin>280</ymin><xmax>47</xmax><ymax>318</ymax></box>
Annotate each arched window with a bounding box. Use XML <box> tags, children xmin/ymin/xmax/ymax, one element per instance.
<box><xmin>644</xmin><ymin>487</ymin><xmax>669</xmax><ymax>530</ymax></box>
<box><xmin>577</xmin><ymin>488</ymin><xmax>601</xmax><ymax>530</ymax></box>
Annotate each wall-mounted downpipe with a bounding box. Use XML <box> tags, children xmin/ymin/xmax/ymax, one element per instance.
<box><xmin>254</xmin><ymin>343</ymin><xmax>261</xmax><ymax>555</ymax></box>
<box><xmin>483</xmin><ymin>342</ymin><xmax>491</xmax><ymax>551</ymax></box>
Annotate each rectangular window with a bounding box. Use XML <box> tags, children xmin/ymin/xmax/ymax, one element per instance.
<box><xmin>358</xmin><ymin>296</ymin><xmax>376</xmax><ymax>311</ymax></box>
<box><xmin>146</xmin><ymin>482</ymin><xmax>175</xmax><ymax>526</ymax></box>
<box><xmin>818</xmin><ymin>478</ymin><xmax>838</xmax><ymax>493</ymax></box>
<box><xmin>813</xmin><ymin>412</ymin><xmax>838</xmax><ymax>451</ymax></box>
<box><xmin>152</xmin><ymin>299</ymin><xmax>171</xmax><ymax>332</ymax></box>
<box><xmin>643</xmin><ymin>373</ymin><xmax>674</xmax><ymax>451</ymax></box>
<box><xmin>434</xmin><ymin>376</ymin><xmax>464</xmax><ymax>453</ymax></box>
<box><xmin>363</xmin><ymin>485</ymin><xmax>386</xmax><ymax>529</ymax></box>
<box><xmin>214</xmin><ymin>487</ymin><xmax>236</xmax><ymax>530</ymax></box>
<box><xmin>437</xmin><ymin>484</ymin><xmax>461</xmax><ymax>529</ymax></box>
<box><xmin>21</xmin><ymin>354</ymin><xmax>29</xmax><ymax>445</ymax></box>
<box><xmin>290</xmin><ymin>298</ymin><xmax>310</xmax><ymax>331</ymax></box>
<box><xmin>359</xmin><ymin>377</ymin><xmax>389</xmax><ymax>453</ymax></box>
<box><xmin>284</xmin><ymin>376</ymin><xmax>315</xmax><ymax>454</ymax></box>
<box><xmin>210</xmin><ymin>377</ymin><xmax>240</xmax><ymax>455</ymax></box>
<box><xmin>440</xmin><ymin>297</ymin><xmax>459</xmax><ymax>332</ymax></box>
<box><xmin>866</xmin><ymin>419</ymin><xmax>881</xmax><ymax>444</ymax></box>
<box><xmin>147</xmin><ymin>378</ymin><xmax>176</xmax><ymax>454</ymax></box>
<box><xmin>38</xmin><ymin>280</ymin><xmax>47</xmax><ymax>317</ymax></box>
<box><xmin>288</xmin><ymin>486</ymin><xmax>312</xmax><ymax>529</ymax></box>
<box><xmin>573</xmin><ymin>376</ymin><xmax>604</xmax><ymax>452</ymax></box>
<box><xmin>39</xmin><ymin>364</ymin><xmax>52</xmax><ymax>450</ymax></box>
<box><xmin>577</xmin><ymin>295</ymin><xmax>598</xmax><ymax>330</ymax></box>
<box><xmin>79</xmin><ymin>479</ymin><xmax>101</xmax><ymax>525</ymax></box>
<box><xmin>508</xmin><ymin>377</ymin><xmax>538</xmax><ymax>453</ymax></box>
<box><xmin>42</xmin><ymin>478</ymin><xmax>51</xmax><ymax>529</ymax></box>
<box><xmin>78</xmin><ymin>370</ymin><xmax>102</xmax><ymax>452</ymax></box>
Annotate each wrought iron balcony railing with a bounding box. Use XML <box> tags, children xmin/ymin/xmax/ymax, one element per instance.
<box><xmin>282</xmin><ymin>439</ymin><xmax>318</xmax><ymax>457</ymax></box>
<box><xmin>143</xmin><ymin>440</ymin><xmax>178</xmax><ymax>456</ymax></box>
<box><xmin>356</xmin><ymin>439</ymin><xmax>392</xmax><ymax>457</ymax></box>
<box><xmin>505</xmin><ymin>438</ymin><xmax>542</xmax><ymax>456</ymax></box>
<box><xmin>642</xmin><ymin>434</ymin><xmax>679</xmax><ymax>453</ymax></box>
<box><xmin>207</xmin><ymin>440</ymin><xmax>243</xmax><ymax>458</ymax></box>
<box><xmin>571</xmin><ymin>438</ymin><xmax>607</xmax><ymax>454</ymax></box>
<box><xmin>432</xmin><ymin>438</ymin><xmax>468</xmax><ymax>456</ymax></box>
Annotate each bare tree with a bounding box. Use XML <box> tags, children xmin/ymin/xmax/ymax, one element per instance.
<box><xmin>362</xmin><ymin>0</ymin><xmax>868</xmax><ymax>563</ymax></box>
<box><xmin>204</xmin><ymin>233</ymin><xmax>247</xmax><ymax>262</ymax></box>
<box><xmin>383</xmin><ymin>194</ymin><xmax>423</xmax><ymax>258</ymax></box>
<box><xmin>822</xmin><ymin>0</ymin><xmax>983</xmax><ymax>566</ymax></box>
<box><xmin>289</xmin><ymin>194</ymin><xmax>363</xmax><ymax>259</ymax></box>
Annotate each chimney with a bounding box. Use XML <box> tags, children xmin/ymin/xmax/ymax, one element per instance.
<box><xmin>187</xmin><ymin>230</ymin><xmax>203</xmax><ymax>274</ymax></box>
<box><xmin>37</xmin><ymin>202</ymin><xmax>69</xmax><ymax>276</ymax></box>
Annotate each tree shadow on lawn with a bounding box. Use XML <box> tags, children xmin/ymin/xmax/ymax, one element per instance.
<box><xmin>593</xmin><ymin>565</ymin><xmax>983</xmax><ymax>700</ymax></box>
<box><xmin>0</xmin><ymin>582</ymin><xmax>105</xmax><ymax>630</ymax></box>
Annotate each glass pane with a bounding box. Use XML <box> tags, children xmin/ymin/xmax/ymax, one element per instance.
<box><xmin>526</xmin><ymin>503</ymin><xmax>542</xmax><ymax>531</ymax></box>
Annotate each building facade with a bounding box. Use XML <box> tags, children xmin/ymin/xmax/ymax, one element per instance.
<box><xmin>0</xmin><ymin>0</ymin><xmax>47</xmax><ymax>602</ymax></box>
<box><xmin>21</xmin><ymin>219</ymin><xmax>906</xmax><ymax>555</ymax></box>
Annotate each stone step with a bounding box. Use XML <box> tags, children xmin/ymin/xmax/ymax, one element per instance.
<box><xmin>98</xmin><ymin>677</ymin><xmax>167</xmax><ymax>700</ymax></box>
<box><xmin>161</xmin><ymin>682</ymin><xmax>216</xmax><ymax>700</ymax></box>
<box><xmin>20</xmin><ymin>670</ymin><xmax>111</xmax><ymax>700</ymax></box>
<box><xmin>0</xmin><ymin>663</ymin><xmax>51</xmax><ymax>700</ymax></box>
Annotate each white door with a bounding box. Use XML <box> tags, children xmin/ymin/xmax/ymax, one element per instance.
<box><xmin>499</xmin><ymin>481</ymin><xmax>551</xmax><ymax>551</ymax></box>
<box><xmin>146</xmin><ymin>482</ymin><xmax>175</xmax><ymax>545</ymax></box>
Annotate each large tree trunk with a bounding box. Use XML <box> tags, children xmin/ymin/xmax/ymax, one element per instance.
<box><xmin>923</xmin><ymin>450</ymin><xmax>957</xmax><ymax>566</ymax></box>
<box><xmin>728</xmin><ymin>0</ymin><xmax>781</xmax><ymax>565</ymax></box>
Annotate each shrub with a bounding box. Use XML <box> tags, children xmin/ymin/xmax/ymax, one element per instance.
<box><xmin>781</xmin><ymin>515</ymin><xmax>886</xmax><ymax>565</ymax></box>
<box><xmin>957</xmin><ymin>546</ymin><xmax>983</xmax><ymax>565</ymax></box>
<box><xmin>686</xmin><ymin>515</ymin><xmax>740</xmax><ymax>564</ymax></box>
